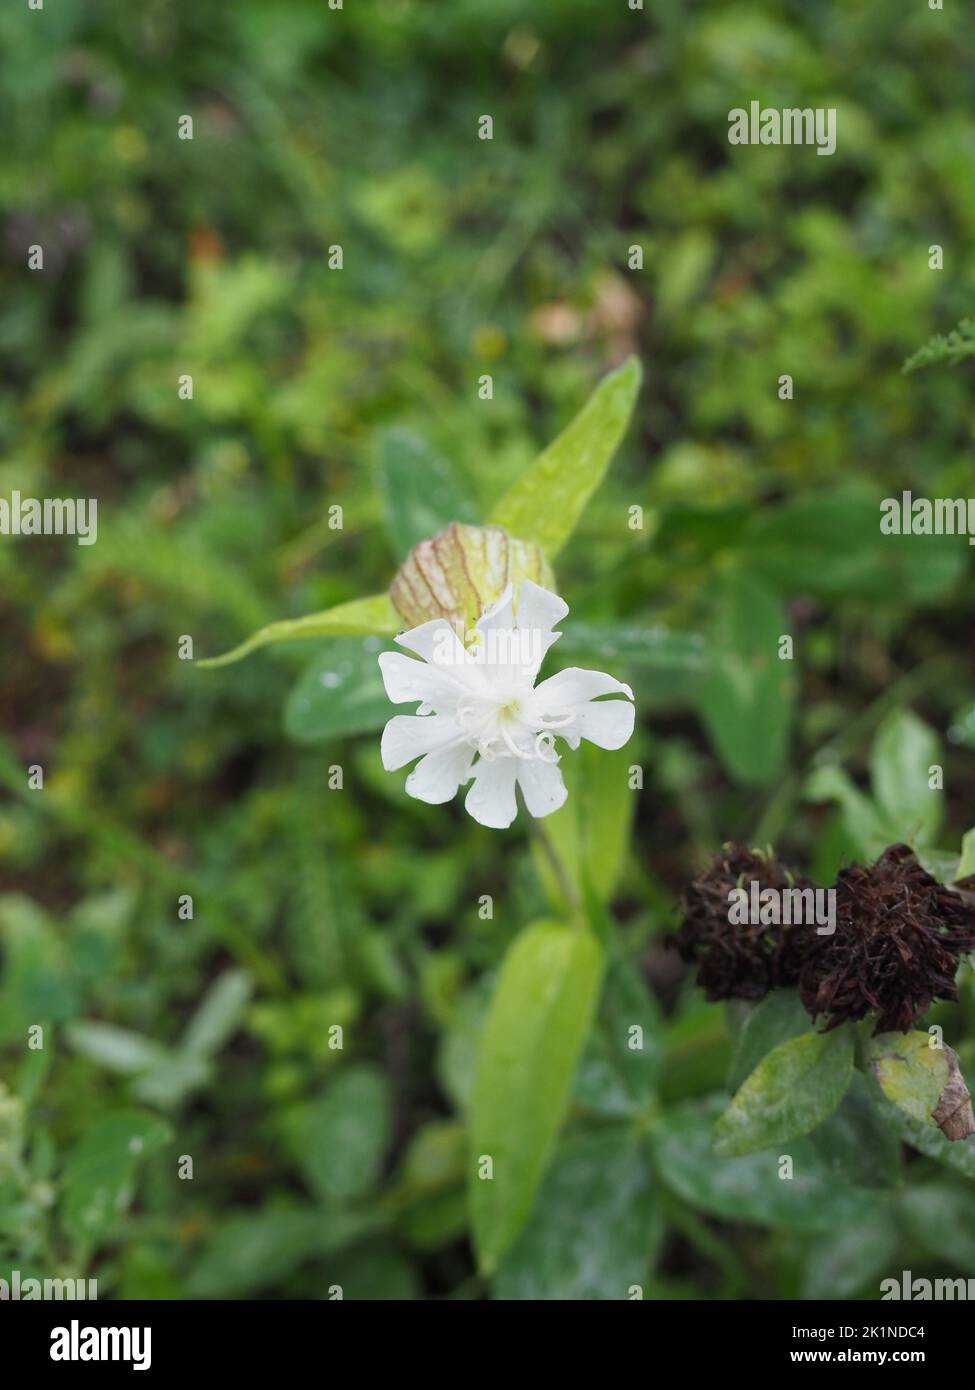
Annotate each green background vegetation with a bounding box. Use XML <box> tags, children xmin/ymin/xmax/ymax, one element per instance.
<box><xmin>2</xmin><ymin>0</ymin><xmax>975</xmax><ymax>1300</ymax></box>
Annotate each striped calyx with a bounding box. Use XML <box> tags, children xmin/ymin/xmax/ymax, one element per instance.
<box><xmin>389</xmin><ymin>523</ymin><xmax>554</xmax><ymax>638</ymax></box>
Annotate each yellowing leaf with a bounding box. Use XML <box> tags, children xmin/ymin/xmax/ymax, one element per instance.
<box><xmin>867</xmin><ymin>1030</ymin><xmax>948</xmax><ymax>1125</ymax></box>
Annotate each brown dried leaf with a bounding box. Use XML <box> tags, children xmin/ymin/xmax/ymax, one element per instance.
<box><xmin>933</xmin><ymin>1046</ymin><xmax>975</xmax><ymax>1142</ymax></box>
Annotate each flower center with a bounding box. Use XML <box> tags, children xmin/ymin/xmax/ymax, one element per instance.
<box><xmin>454</xmin><ymin>695</ymin><xmax>558</xmax><ymax>763</ymax></box>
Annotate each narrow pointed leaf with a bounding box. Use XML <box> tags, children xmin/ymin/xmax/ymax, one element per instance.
<box><xmin>489</xmin><ymin>356</ymin><xmax>642</xmax><ymax>559</ymax></box>
<box><xmin>198</xmin><ymin>592</ymin><xmax>399</xmax><ymax>669</ymax></box>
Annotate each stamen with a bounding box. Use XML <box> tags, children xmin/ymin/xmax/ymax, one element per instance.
<box><xmin>536</xmin><ymin>712</ymin><xmax>575</xmax><ymax>730</ymax></box>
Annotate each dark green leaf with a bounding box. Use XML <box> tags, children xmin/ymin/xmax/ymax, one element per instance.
<box><xmin>870</xmin><ymin>709</ymin><xmax>943</xmax><ymax>847</ymax></box>
<box><xmin>302</xmin><ymin>1065</ymin><xmax>392</xmax><ymax>1202</ymax></box>
<box><xmin>714</xmin><ymin>1027</ymin><xmax>853</xmax><ymax>1157</ymax></box>
<box><xmin>809</xmin><ymin>1071</ymin><xmax>902</xmax><ymax>1188</ymax></box>
<box><xmin>494</xmin><ymin>1131</ymin><xmax>662</xmax><ymax>1299</ymax></box>
<box><xmin>801</xmin><ymin>1214</ymin><xmax>899</xmax><ymax>1300</ymax></box>
<box><xmin>284</xmin><ymin>638</ymin><xmax>392</xmax><ymax>743</ymax></box>
<box><xmin>726</xmin><ymin>990</ymin><xmax>810</xmax><ymax>1092</ymax></box>
<box><xmin>898</xmin><ymin>1184</ymin><xmax>975</xmax><ymax>1273</ymax></box>
<box><xmin>696</xmin><ymin>572</ymin><xmax>794</xmax><ymax>785</ymax></box>
<box><xmin>62</xmin><ymin>1110</ymin><xmax>171</xmax><ymax>1248</ymax></box>
<box><xmin>376</xmin><ymin>426</ymin><xmax>478</xmax><ymax>560</ymax></box>
<box><xmin>653</xmin><ymin>1097</ymin><xmax>883</xmax><ymax>1232</ymax></box>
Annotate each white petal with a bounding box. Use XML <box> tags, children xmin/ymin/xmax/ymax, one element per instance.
<box><xmin>405</xmin><ymin>740</ymin><xmax>476</xmax><ymax>805</ymax></box>
<box><xmin>515</xmin><ymin>757</ymin><xmax>568</xmax><ymax>819</ymax></box>
<box><xmin>474</xmin><ymin>584</ymin><xmax>515</xmax><ymax>635</ymax></box>
<box><xmin>380</xmin><ymin>713</ymin><xmax>462</xmax><ymax>771</ymax></box>
<box><xmin>572</xmin><ymin>698</ymin><xmax>635</xmax><ymax>750</ymax></box>
<box><xmin>515</xmin><ymin>580</ymin><xmax>569</xmax><ymax>635</ymax></box>
<box><xmin>378</xmin><ymin>651</ymin><xmax>466</xmax><ymax>709</ymax></box>
<box><xmin>395</xmin><ymin>618</ymin><xmax>490</xmax><ymax>701</ymax></box>
<box><xmin>396</xmin><ymin>617</ymin><xmax>464</xmax><ymax>667</ymax></box>
<box><xmin>529</xmin><ymin>667</ymin><xmax>634</xmax><ymax>712</ymax></box>
<box><xmin>464</xmin><ymin>757</ymin><xmax>519</xmax><ymax>829</ymax></box>
<box><xmin>525</xmin><ymin>666</ymin><xmax>636</xmax><ymax>751</ymax></box>
<box><xmin>473</xmin><ymin>582</ymin><xmax>563</xmax><ymax>684</ymax></box>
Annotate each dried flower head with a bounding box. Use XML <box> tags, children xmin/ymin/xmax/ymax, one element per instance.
<box><xmin>673</xmin><ymin>843</ymin><xmax>815</xmax><ymax>1001</ymax></box>
<box><xmin>798</xmin><ymin>844</ymin><xmax>975</xmax><ymax>1034</ymax></box>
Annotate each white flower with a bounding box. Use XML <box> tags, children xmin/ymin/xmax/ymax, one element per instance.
<box><xmin>378</xmin><ymin>580</ymin><xmax>635</xmax><ymax>829</ymax></box>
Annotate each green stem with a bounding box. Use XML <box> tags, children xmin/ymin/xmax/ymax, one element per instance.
<box><xmin>532</xmin><ymin>818</ymin><xmax>585</xmax><ymax>928</ymax></box>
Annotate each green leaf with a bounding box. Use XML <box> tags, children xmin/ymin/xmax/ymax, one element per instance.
<box><xmin>435</xmin><ymin>981</ymin><xmax>490</xmax><ymax>1113</ymax></box>
<box><xmin>801</xmin><ymin>1213</ymin><xmax>899</xmax><ymax>1300</ymax></box>
<box><xmin>809</xmin><ymin>1071</ymin><xmax>902</xmax><ymax>1188</ymax></box>
<box><xmin>197</xmin><ymin>592</ymin><xmax>400</xmax><ymax>669</ymax></box>
<box><xmin>740</xmin><ymin>488</ymin><xmax>965</xmax><ymax>603</ymax></box>
<box><xmin>726</xmin><ymin>990</ymin><xmax>810</xmax><ymax>1092</ymax></box>
<box><xmin>902</xmin><ymin>318</ymin><xmax>975</xmax><ymax>374</ymax></box>
<box><xmin>559</xmin><ymin>622</ymin><xmax>708</xmax><ymax>673</ymax></box>
<box><xmin>66</xmin><ymin>1022</ymin><xmax>169</xmax><ymax>1074</ymax></box>
<box><xmin>376</xmin><ymin>426</ymin><xmax>477</xmax><ymax>560</ymax></box>
<box><xmin>302</xmin><ymin>1064</ymin><xmax>392</xmax><ymax>1202</ymax></box>
<box><xmin>181</xmin><ymin>969</ymin><xmax>252</xmax><ymax>1058</ymax></box>
<box><xmin>572</xmin><ymin>1033</ymin><xmax>640</xmax><ymax>1119</ymax></box>
<box><xmin>652</xmin><ymin>1097</ymin><xmax>884</xmax><ymax>1232</ymax></box>
<box><xmin>898</xmin><ymin>1184</ymin><xmax>975</xmax><ymax>1273</ymax></box>
<box><xmin>695</xmin><ymin>572</ymin><xmax>794</xmax><ymax>786</ymax></box>
<box><xmin>186</xmin><ymin>1208</ymin><xmax>327</xmax><ymax>1298</ymax></box>
<box><xmin>284</xmin><ymin>638</ymin><xmax>392</xmax><ymax>743</ymax></box>
<box><xmin>494</xmin><ymin>1131</ymin><xmax>662</xmax><ymax>1299</ymax></box>
<box><xmin>803</xmin><ymin>764</ymin><xmax>891</xmax><ymax>859</ymax></box>
<box><xmin>955</xmin><ymin>828</ymin><xmax>975</xmax><ymax>883</ymax></box>
<box><xmin>326</xmin><ymin>1243</ymin><xmax>421</xmax><ymax>1300</ymax></box>
<box><xmin>488</xmin><ymin>356</ymin><xmax>641</xmax><ymax>560</ymax></box>
<box><xmin>559</xmin><ymin>623</ymin><xmax>708</xmax><ymax>706</ymax></box>
<box><xmin>877</xmin><ymin>1103</ymin><xmax>975</xmax><ymax>1181</ymax></box>
<box><xmin>870</xmin><ymin>709</ymin><xmax>942</xmax><ymax>847</ymax></box>
<box><xmin>865</xmin><ymin>1030</ymin><xmax>949</xmax><ymax>1126</ymax></box>
<box><xmin>713</xmin><ymin>1027</ymin><xmax>854</xmax><ymax>1157</ymax></box>
<box><xmin>132</xmin><ymin>1053</ymin><xmax>211</xmax><ymax>1110</ymax></box>
<box><xmin>469</xmin><ymin>920</ymin><xmax>604</xmax><ymax>1274</ymax></box>
<box><xmin>599</xmin><ymin>954</ymin><xmax>664</xmax><ymax>1101</ymax></box>
<box><xmin>532</xmin><ymin>743</ymin><xmax>635</xmax><ymax>909</ymax></box>
<box><xmin>0</xmin><ymin>895</ymin><xmax>78</xmax><ymax>1039</ymax></box>
<box><xmin>392</xmin><ymin>1121</ymin><xmax>468</xmax><ymax>1251</ymax></box>
<box><xmin>62</xmin><ymin>1110</ymin><xmax>171</xmax><ymax>1249</ymax></box>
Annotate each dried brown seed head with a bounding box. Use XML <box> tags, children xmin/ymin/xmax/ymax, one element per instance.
<box><xmin>798</xmin><ymin>844</ymin><xmax>975</xmax><ymax>1034</ymax></box>
<box><xmin>672</xmin><ymin>843</ymin><xmax>816</xmax><ymax>1001</ymax></box>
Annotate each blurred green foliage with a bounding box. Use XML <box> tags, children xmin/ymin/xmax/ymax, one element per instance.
<box><xmin>2</xmin><ymin>0</ymin><xmax>975</xmax><ymax>1300</ymax></box>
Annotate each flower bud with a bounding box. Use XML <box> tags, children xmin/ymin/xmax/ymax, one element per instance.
<box><xmin>389</xmin><ymin>522</ymin><xmax>554</xmax><ymax>637</ymax></box>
